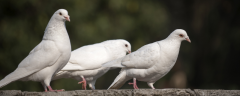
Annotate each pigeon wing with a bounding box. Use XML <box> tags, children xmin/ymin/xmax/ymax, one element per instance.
<box><xmin>0</xmin><ymin>40</ymin><xmax>61</xmax><ymax>88</ymax></box>
<box><xmin>121</xmin><ymin>42</ymin><xmax>160</xmax><ymax>69</ymax></box>
<box><xmin>62</xmin><ymin>44</ymin><xmax>109</xmax><ymax>71</ymax></box>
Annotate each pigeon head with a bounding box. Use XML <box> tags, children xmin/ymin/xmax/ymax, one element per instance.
<box><xmin>105</xmin><ymin>39</ymin><xmax>131</xmax><ymax>54</ymax></box>
<box><xmin>113</xmin><ymin>39</ymin><xmax>131</xmax><ymax>54</ymax></box>
<box><xmin>120</xmin><ymin>40</ymin><xmax>131</xmax><ymax>54</ymax></box>
<box><xmin>102</xmin><ymin>39</ymin><xmax>131</xmax><ymax>59</ymax></box>
<box><xmin>54</xmin><ymin>9</ymin><xmax>70</xmax><ymax>22</ymax></box>
<box><xmin>168</xmin><ymin>29</ymin><xmax>191</xmax><ymax>43</ymax></box>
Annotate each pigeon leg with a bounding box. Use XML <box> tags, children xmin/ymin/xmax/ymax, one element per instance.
<box><xmin>41</xmin><ymin>82</ymin><xmax>48</xmax><ymax>92</ymax></box>
<box><xmin>78</xmin><ymin>76</ymin><xmax>87</xmax><ymax>90</ymax></box>
<box><xmin>44</xmin><ymin>88</ymin><xmax>48</xmax><ymax>92</ymax></box>
<box><xmin>46</xmin><ymin>86</ymin><xmax>64</xmax><ymax>92</ymax></box>
<box><xmin>43</xmin><ymin>78</ymin><xmax>64</xmax><ymax>92</ymax></box>
<box><xmin>43</xmin><ymin>85</ymin><xmax>48</xmax><ymax>92</ymax></box>
<box><xmin>147</xmin><ymin>82</ymin><xmax>155</xmax><ymax>89</ymax></box>
<box><xmin>89</xmin><ymin>83</ymin><xmax>95</xmax><ymax>90</ymax></box>
<box><xmin>128</xmin><ymin>78</ymin><xmax>139</xmax><ymax>89</ymax></box>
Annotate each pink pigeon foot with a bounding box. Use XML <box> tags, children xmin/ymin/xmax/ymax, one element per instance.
<box><xmin>128</xmin><ymin>78</ymin><xmax>139</xmax><ymax>89</ymax></box>
<box><xmin>44</xmin><ymin>88</ymin><xmax>48</xmax><ymax>92</ymax></box>
<box><xmin>45</xmin><ymin>86</ymin><xmax>64</xmax><ymax>92</ymax></box>
<box><xmin>78</xmin><ymin>77</ymin><xmax>87</xmax><ymax>90</ymax></box>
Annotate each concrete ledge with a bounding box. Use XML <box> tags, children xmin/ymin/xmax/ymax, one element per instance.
<box><xmin>1</xmin><ymin>89</ymin><xmax>240</xmax><ymax>96</ymax></box>
<box><xmin>194</xmin><ymin>89</ymin><xmax>240</xmax><ymax>96</ymax></box>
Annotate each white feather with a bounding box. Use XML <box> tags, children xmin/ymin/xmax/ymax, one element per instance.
<box><xmin>0</xmin><ymin>9</ymin><xmax>71</xmax><ymax>91</ymax></box>
<box><xmin>52</xmin><ymin>39</ymin><xmax>131</xmax><ymax>90</ymax></box>
<box><xmin>107</xmin><ymin>29</ymin><xmax>191</xmax><ymax>89</ymax></box>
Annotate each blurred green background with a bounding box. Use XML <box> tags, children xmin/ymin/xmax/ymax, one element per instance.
<box><xmin>0</xmin><ymin>0</ymin><xmax>240</xmax><ymax>91</ymax></box>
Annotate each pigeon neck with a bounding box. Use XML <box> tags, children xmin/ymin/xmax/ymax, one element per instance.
<box><xmin>164</xmin><ymin>36</ymin><xmax>182</xmax><ymax>46</ymax></box>
<box><xmin>46</xmin><ymin>18</ymin><xmax>65</xmax><ymax>28</ymax></box>
<box><xmin>156</xmin><ymin>38</ymin><xmax>182</xmax><ymax>68</ymax></box>
<box><xmin>43</xmin><ymin>18</ymin><xmax>67</xmax><ymax>40</ymax></box>
<box><xmin>160</xmin><ymin>38</ymin><xmax>182</xmax><ymax>52</ymax></box>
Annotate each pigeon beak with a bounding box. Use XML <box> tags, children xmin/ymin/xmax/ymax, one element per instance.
<box><xmin>64</xmin><ymin>16</ymin><xmax>70</xmax><ymax>22</ymax></box>
<box><xmin>128</xmin><ymin>51</ymin><xmax>131</xmax><ymax>54</ymax></box>
<box><xmin>186</xmin><ymin>38</ymin><xmax>191</xmax><ymax>43</ymax></box>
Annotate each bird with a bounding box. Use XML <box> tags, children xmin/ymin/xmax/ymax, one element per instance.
<box><xmin>0</xmin><ymin>9</ymin><xmax>71</xmax><ymax>92</ymax></box>
<box><xmin>52</xmin><ymin>39</ymin><xmax>131</xmax><ymax>90</ymax></box>
<box><xmin>102</xmin><ymin>29</ymin><xmax>191</xmax><ymax>89</ymax></box>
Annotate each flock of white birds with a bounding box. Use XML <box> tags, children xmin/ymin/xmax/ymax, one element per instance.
<box><xmin>0</xmin><ymin>9</ymin><xmax>191</xmax><ymax>92</ymax></box>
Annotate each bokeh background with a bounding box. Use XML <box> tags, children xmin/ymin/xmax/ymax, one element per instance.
<box><xmin>0</xmin><ymin>0</ymin><xmax>240</xmax><ymax>91</ymax></box>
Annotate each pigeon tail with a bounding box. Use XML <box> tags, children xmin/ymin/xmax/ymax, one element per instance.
<box><xmin>0</xmin><ymin>68</ymin><xmax>37</xmax><ymax>88</ymax></box>
<box><xmin>102</xmin><ymin>57</ymin><xmax>125</xmax><ymax>68</ymax></box>
<box><xmin>108</xmin><ymin>69</ymin><xmax>131</xmax><ymax>89</ymax></box>
<box><xmin>61</xmin><ymin>63</ymin><xmax>86</xmax><ymax>71</ymax></box>
<box><xmin>88</xmin><ymin>79</ymin><xmax>96</xmax><ymax>90</ymax></box>
<box><xmin>52</xmin><ymin>71</ymin><xmax>70</xmax><ymax>81</ymax></box>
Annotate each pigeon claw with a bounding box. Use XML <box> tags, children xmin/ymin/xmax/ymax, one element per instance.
<box><xmin>46</xmin><ymin>86</ymin><xmax>65</xmax><ymax>92</ymax></box>
<box><xmin>128</xmin><ymin>82</ymin><xmax>139</xmax><ymax>89</ymax></box>
<box><xmin>128</xmin><ymin>78</ymin><xmax>139</xmax><ymax>89</ymax></box>
<box><xmin>78</xmin><ymin>77</ymin><xmax>87</xmax><ymax>90</ymax></box>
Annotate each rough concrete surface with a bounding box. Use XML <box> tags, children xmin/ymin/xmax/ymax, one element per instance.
<box><xmin>0</xmin><ymin>89</ymin><xmax>240</xmax><ymax>96</ymax></box>
<box><xmin>194</xmin><ymin>89</ymin><xmax>240</xmax><ymax>96</ymax></box>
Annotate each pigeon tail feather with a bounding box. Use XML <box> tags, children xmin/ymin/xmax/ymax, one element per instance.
<box><xmin>0</xmin><ymin>68</ymin><xmax>37</xmax><ymax>88</ymax></box>
<box><xmin>108</xmin><ymin>69</ymin><xmax>131</xmax><ymax>89</ymax></box>
<box><xmin>102</xmin><ymin>57</ymin><xmax>125</xmax><ymax>68</ymax></box>
<box><xmin>52</xmin><ymin>71</ymin><xmax>70</xmax><ymax>81</ymax></box>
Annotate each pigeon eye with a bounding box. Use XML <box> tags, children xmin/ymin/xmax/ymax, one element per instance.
<box><xmin>125</xmin><ymin>44</ymin><xmax>128</xmax><ymax>47</ymax></box>
<box><xmin>179</xmin><ymin>34</ymin><xmax>184</xmax><ymax>37</ymax></box>
<box><xmin>59</xmin><ymin>12</ymin><xmax>62</xmax><ymax>15</ymax></box>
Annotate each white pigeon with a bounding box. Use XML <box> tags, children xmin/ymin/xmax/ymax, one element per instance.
<box><xmin>0</xmin><ymin>9</ymin><xmax>71</xmax><ymax>92</ymax></box>
<box><xmin>103</xmin><ymin>29</ymin><xmax>191</xmax><ymax>89</ymax></box>
<box><xmin>52</xmin><ymin>39</ymin><xmax>131</xmax><ymax>90</ymax></box>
